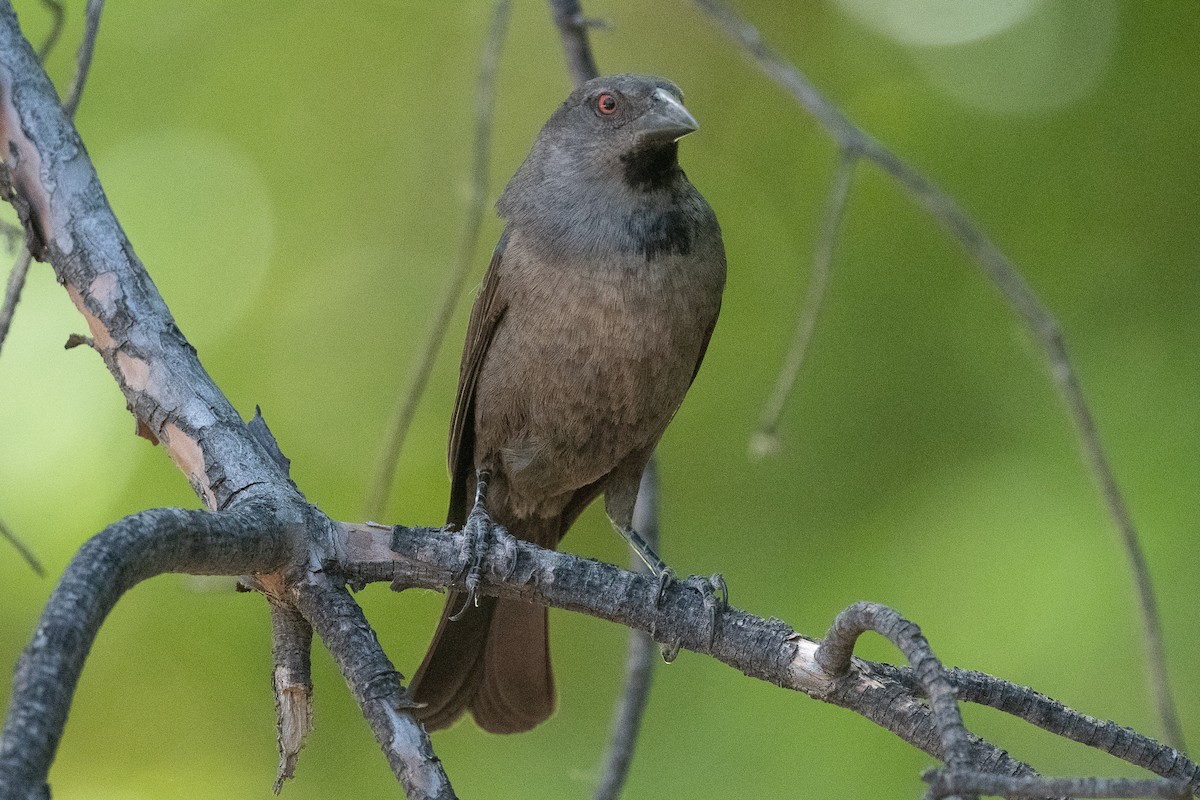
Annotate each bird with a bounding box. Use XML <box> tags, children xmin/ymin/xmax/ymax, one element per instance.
<box><xmin>408</xmin><ymin>73</ymin><xmax>726</xmax><ymax>734</ymax></box>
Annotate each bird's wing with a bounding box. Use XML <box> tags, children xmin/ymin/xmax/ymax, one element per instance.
<box><xmin>688</xmin><ymin>297</ymin><xmax>722</xmax><ymax>388</ymax></box>
<box><xmin>447</xmin><ymin>231</ymin><xmax>510</xmax><ymax>526</ymax></box>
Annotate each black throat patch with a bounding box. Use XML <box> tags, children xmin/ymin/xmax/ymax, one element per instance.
<box><xmin>621</xmin><ymin>142</ymin><xmax>681</xmax><ymax>192</ymax></box>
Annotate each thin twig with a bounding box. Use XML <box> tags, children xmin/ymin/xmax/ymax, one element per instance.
<box><xmin>364</xmin><ymin>0</ymin><xmax>511</xmax><ymax>520</ymax></box>
<box><xmin>0</xmin><ymin>513</ymin><xmax>43</xmax><ymax>576</ymax></box>
<box><xmin>692</xmin><ymin>0</ymin><xmax>1186</xmax><ymax>751</ymax></box>
<box><xmin>34</xmin><ymin>0</ymin><xmax>63</xmax><ymax>63</ymax></box>
<box><xmin>750</xmin><ymin>147</ymin><xmax>857</xmax><ymax>458</ymax></box>
<box><xmin>595</xmin><ymin>458</ymin><xmax>660</xmax><ymax>800</ymax></box>
<box><xmin>0</xmin><ymin>249</ymin><xmax>31</xmax><ymax>357</ymax></box>
<box><xmin>548</xmin><ymin>0</ymin><xmax>600</xmax><ymax>87</ymax></box>
<box><xmin>62</xmin><ymin>0</ymin><xmax>104</xmax><ymax>119</ymax></box>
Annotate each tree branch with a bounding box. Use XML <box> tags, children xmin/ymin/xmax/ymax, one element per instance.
<box><xmin>0</xmin><ymin>506</ymin><xmax>292</xmax><ymax>800</ymax></box>
<box><xmin>0</xmin><ymin>6</ymin><xmax>458</xmax><ymax>794</ymax></box>
<box><xmin>548</xmin><ymin>0</ymin><xmax>600</xmax><ymax>87</ymax></box>
<box><xmin>0</xmin><ymin>512</ymin><xmax>42</xmax><ymax>576</ymax></box>
<box><xmin>267</xmin><ymin>602</ymin><xmax>314</xmax><ymax>793</ymax></box>
<box><xmin>348</xmin><ymin>521</ymin><xmax>1172</xmax><ymax>793</ymax></box>
<box><xmin>0</xmin><ymin>0</ymin><xmax>101</xmax><ymax>360</ymax></box>
<box><xmin>691</xmin><ymin>0</ymin><xmax>1185</xmax><ymax>752</ymax></box>
<box><xmin>291</xmin><ymin>572</ymin><xmax>456</xmax><ymax>800</ymax></box>
<box><xmin>751</xmin><ymin>147</ymin><xmax>856</xmax><ymax>457</ymax></box>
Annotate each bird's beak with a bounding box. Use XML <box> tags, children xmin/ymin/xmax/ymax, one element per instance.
<box><xmin>636</xmin><ymin>88</ymin><xmax>700</xmax><ymax>144</ymax></box>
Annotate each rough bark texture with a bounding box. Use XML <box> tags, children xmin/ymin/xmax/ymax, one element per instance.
<box><xmin>0</xmin><ymin>506</ymin><xmax>292</xmax><ymax>800</ymax></box>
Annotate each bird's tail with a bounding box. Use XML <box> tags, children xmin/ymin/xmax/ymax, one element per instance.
<box><xmin>408</xmin><ymin>517</ymin><xmax>557</xmax><ymax>734</ymax></box>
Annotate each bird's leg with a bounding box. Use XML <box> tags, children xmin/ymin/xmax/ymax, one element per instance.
<box><xmin>450</xmin><ymin>469</ymin><xmax>493</xmax><ymax>621</ymax></box>
<box><xmin>616</xmin><ymin>524</ymin><xmax>672</xmax><ymax>588</ymax></box>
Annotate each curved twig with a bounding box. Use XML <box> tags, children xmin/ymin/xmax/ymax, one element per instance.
<box><xmin>751</xmin><ymin>147</ymin><xmax>856</xmax><ymax>458</ymax></box>
<box><xmin>816</xmin><ymin>602</ymin><xmax>974</xmax><ymax>798</ymax></box>
<box><xmin>692</xmin><ymin>0</ymin><xmax>1185</xmax><ymax>751</ymax></box>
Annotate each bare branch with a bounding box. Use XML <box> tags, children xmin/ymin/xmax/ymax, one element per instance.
<box><xmin>0</xmin><ymin>0</ymin><xmax>104</xmax><ymax>361</ymax></box>
<box><xmin>0</xmin><ymin>0</ymin><xmax>292</xmax><ymax>507</ymax></box>
<box><xmin>691</xmin><ymin>0</ymin><xmax>1185</xmax><ymax>751</ymax></box>
<box><xmin>0</xmin><ymin>513</ymin><xmax>43</xmax><ymax>576</ymax></box>
<box><xmin>292</xmin><ymin>573</ymin><xmax>456</xmax><ymax>800</ymax></box>
<box><xmin>343</xmin><ymin>523</ymin><xmax>1056</xmax><ymax>786</ymax></box>
<box><xmin>816</xmin><ymin>603</ymin><xmax>974</xmax><ymax>793</ymax></box>
<box><xmin>924</xmin><ymin>770</ymin><xmax>1190</xmax><ymax>800</ymax></box>
<box><xmin>548</xmin><ymin>0</ymin><xmax>600</xmax><ymax>86</ymax></box>
<box><xmin>751</xmin><ymin>148</ymin><xmax>856</xmax><ymax>458</ymax></box>
<box><xmin>0</xmin><ymin>7</ymin><xmax>461</xmax><ymax>793</ymax></box>
<box><xmin>268</xmin><ymin>603</ymin><xmax>313</xmax><ymax>794</ymax></box>
<box><xmin>595</xmin><ymin>458</ymin><xmax>660</xmax><ymax>800</ymax></box>
<box><xmin>364</xmin><ymin>0</ymin><xmax>512</xmax><ymax>520</ymax></box>
<box><xmin>0</xmin><ymin>506</ymin><xmax>292</xmax><ymax>799</ymax></box>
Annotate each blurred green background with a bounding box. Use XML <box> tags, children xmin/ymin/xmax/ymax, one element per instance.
<box><xmin>1</xmin><ymin>0</ymin><xmax>1198</xmax><ymax>797</ymax></box>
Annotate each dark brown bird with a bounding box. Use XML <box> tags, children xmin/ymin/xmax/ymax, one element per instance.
<box><xmin>409</xmin><ymin>74</ymin><xmax>725</xmax><ymax>734</ymax></box>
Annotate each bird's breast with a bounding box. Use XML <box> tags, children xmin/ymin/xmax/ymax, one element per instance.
<box><xmin>474</xmin><ymin>231</ymin><xmax>723</xmax><ymax>498</ymax></box>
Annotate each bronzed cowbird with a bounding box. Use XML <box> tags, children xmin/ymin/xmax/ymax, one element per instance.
<box><xmin>409</xmin><ymin>73</ymin><xmax>726</xmax><ymax>734</ymax></box>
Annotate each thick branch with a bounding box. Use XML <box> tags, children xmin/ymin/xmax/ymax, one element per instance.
<box><xmin>0</xmin><ymin>506</ymin><xmax>292</xmax><ymax>800</ymax></box>
<box><xmin>292</xmin><ymin>573</ymin><xmax>455</xmax><ymax>800</ymax></box>
<box><xmin>342</xmin><ymin>523</ymin><xmax>1042</xmax><ymax>783</ymax></box>
<box><xmin>0</xmin><ymin>0</ymin><xmax>291</xmax><ymax>510</ymax></box>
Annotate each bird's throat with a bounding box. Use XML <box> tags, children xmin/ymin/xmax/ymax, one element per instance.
<box><xmin>620</xmin><ymin>142</ymin><xmax>681</xmax><ymax>192</ymax></box>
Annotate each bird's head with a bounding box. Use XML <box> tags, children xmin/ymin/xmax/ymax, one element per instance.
<box><xmin>534</xmin><ymin>74</ymin><xmax>699</xmax><ymax>190</ymax></box>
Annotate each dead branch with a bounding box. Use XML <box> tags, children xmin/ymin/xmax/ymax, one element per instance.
<box><xmin>0</xmin><ymin>505</ymin><xmax>293</xmax><ymax>799</ymax></box>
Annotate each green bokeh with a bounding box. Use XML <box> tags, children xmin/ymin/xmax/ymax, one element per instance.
<box><xmin>2</xmin><ymin>1</ymin><xmax>1198</xmax><ymax>797</ymax></box>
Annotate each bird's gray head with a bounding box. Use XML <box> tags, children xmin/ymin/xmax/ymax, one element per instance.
<box><xmin>498</xmin><ymin>74</ymin><xmax>713</xmax><ymax>260</ymax></box>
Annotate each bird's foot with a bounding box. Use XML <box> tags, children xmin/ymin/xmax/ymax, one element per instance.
<box><xmin>657</xmin><ymin>573</ymin><xmax>727</xmax><ymax>660</ymax></box>
<box><xmin>449</xmin><ymin>500</ymin><xmax>493</xmax><ymax>621</ymax></box>
<box><xmin>685</xmin><ymin>573</ymin><xmax>728</xmax><ymax>651</ymax></box>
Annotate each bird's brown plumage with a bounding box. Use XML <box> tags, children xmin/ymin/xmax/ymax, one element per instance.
<box><xmin>409</xmin><ymin>74</ymin><xmax>725</xmax><ymax>734</ymax></box>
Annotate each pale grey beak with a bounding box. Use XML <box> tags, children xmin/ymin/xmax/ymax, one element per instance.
<box><xmin>637</xmin><ymin>87</ymin><xmax>700</xmax><ymax>143</ymax></box>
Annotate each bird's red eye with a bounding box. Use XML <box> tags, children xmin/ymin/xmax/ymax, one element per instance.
<box><xmin>597</xmin><ymin>93</ymin><xmax>618</xmax><ymax>115</ymax></box>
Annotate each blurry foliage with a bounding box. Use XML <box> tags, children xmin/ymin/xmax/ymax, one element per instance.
<box><xmin>1</xmin><ymin>1</ymin><xmax>1198</xmax><ymax>797</ymax></box>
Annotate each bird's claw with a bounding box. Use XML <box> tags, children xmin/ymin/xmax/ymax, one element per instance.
<box><xmin>655</xmin><ymin>566</ymin><xmax>676</xmax><ymax>607</ymax></box>
<box><xmin>449</xmin><ymin>502</ymin><xmax>492</xmax><ymax>622</ymax></box>
<box><xmin>684</xmin><ymin>572</ymin><xmax>728</xmax><ymax>651</ymax></box>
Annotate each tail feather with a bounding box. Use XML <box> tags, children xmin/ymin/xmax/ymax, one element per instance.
<box><xmin>473</xmin><ymin>602</ymin><xmax>554</xmax><ymax>733</ymax></box>
<box><xmin>409</xmin><ymin>591</ymin><xmax>496</xmax><ymax>731</ymax></box>
<box><xmin>408</xmin><ymin>515</ymin><xmax>559</xmax><ymax>733</ymax></box>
